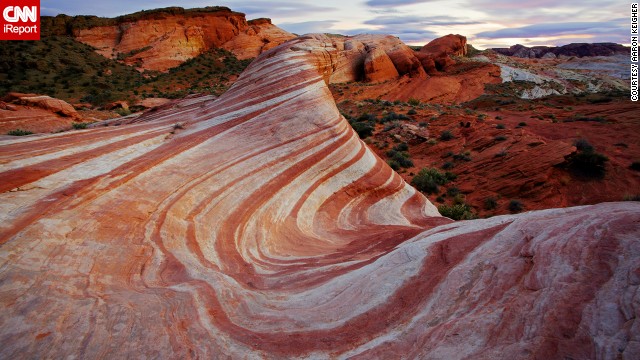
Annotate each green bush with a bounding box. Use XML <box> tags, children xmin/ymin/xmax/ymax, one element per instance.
<box><xmin>350</xmin><ymin>121</ymin><xmax>374</xmax><ymax>138</ymax></box>
<box><xmin>484</xmin><ymin>197</ymin><xmax>498</xmax><ymax>210</ymax></box>
<box><xmin>386</xmin><ymin>149</ymin><xmax>413</xmax><ymax>168</ymax></box>
<box><xmin>411</xmin><ymin>168</ymin><xmax>455</xmax><ymax>194</ymax></box>
<box><xmin>453</xmin><ymin>152</ymin><xmax>472</xmax><ymax>161</ymax></box>
<box><xmin>446</xmin><ymin>187</ymin><xmax>460</xmax><ymax>197</ymax></box>
<box><xmin>494</xmin><ymin>135</ymin><xmax>507</xmax><ymax>141</ymax></box>
<box><xmin>439</xmin><ymin>130</ymin><xmax>454</xmax><ymax>141</ymax></box>
<box><xmin>393</xmin><ymin>143</ymin><xmax>409</xmax><ymax>152</ymax></box>
<box><xmin>72</xmin><ymin>122</ymin><xmax>88</xmax><ymax>129</ymax></box>
<box><xmin>115</xmin><ymin>108</ymin><xmax>132</xmax><ymax>116</ymax></box>
<box><xmin>7</xmin><ymin>129</ymin><xmax>33</xmax><ymax>136</ymax></box>
<box><xmin>574</xmin><ymin>138</ymin><xmax>593</xmax><ymax>152</ymax></box>
<box><xmin>441</xmin><ymin>161</ymin><xmax>455</xmax><ymax>170</ymax></box>
<box><xmin>569</xmin><ymin>149</ymin><xmax>608</xmax><ymax>178</ymax></box>
<box><xmin>496</xmin><ymin>123</ymin><xmax>506</xmax><ymax>129</ymax></box>
<box><xmin>438</xmin><ymin>203</ymin><xmax>476</xmax><ymax>220</ymax></box>
<box><xmin>508</xmin><ymin>200</ymin><xmax>524</xmax><ymax>213</ymax></box>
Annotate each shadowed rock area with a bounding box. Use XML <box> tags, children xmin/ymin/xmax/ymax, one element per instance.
<box><xmin>0</xmin><ymin>34</ymin><xmax>639</xmax><ymax>359</ymax></box>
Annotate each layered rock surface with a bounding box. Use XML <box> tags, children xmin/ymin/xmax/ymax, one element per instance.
<box><xmin>72</xmin><ymin>7</ymin><xmax>295</xmax><ymax>71</ymax></box>
<box><xmin>0</xmin><ymin>34</ymin><xmax>639</xmax><ymax>359</ymax></box>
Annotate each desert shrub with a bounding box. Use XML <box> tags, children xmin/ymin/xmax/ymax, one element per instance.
<box><xmin>438</xmin><ymin>203</ymin><xmax>475</xmax><ymax>220</ymax></box>
<box><xmin>453</xmin><ymin>151</ymin><xmax>472</xmax><ymax>161</ymax></box>
<box><xmin>72</xmin><ymin>122</ymin><xmax>88</xmax><ymax>129</ymax></box>
<box><xmin>387</xmin><ymin>160</ymin><xmax>400</xmax><ymax>170</ymax></box>
<box><xmin>418</xmin><ymin>122</ymin><xmax>428</xmax><ymax>127</ymax></box>
<box><xmin>381</xmin><ymin>112</ymin><xmax>408</xmax><ymax>123</ymax></box>
<box><xmin>629</xmin><ymin>162</ymin><xmax>640</xmax><ymax>171</ymax></box>
<box><xmin>484</xmin><ymin>197</ymin><xmax>498</xmax><ymax>210</ymax></box>
<box><xmin>356</xmin><ymin>113</ymin><xmax>376</xmax><ymax>122</ymax></box>
<box><xmin>411</xmin><ymin>168</ymin><xmax>455</xmax><ymax>194</ymax></box>
<box><xmin>496</xmin><ymin>123</ymin><xmax>506</xmax><ymax>129</ymax></box>
<box><xmin>386</xmin><ymin>149</ymin><xmax>413</xmax><ymax>168</ymax></box>
<box><xmin>393</xmin><ymin>143</ymin><xmax>409</xmax><ymax>152</ymax></box>
<box><xmin>569</xmin><ymin>150</ymin><xmax>608</xmax><ymax>178</ymax></box>
<box><xmin>440</xmin><ymin>130</ymin><xmax>454</xmax><ymax>141</ymax></box>
<box><xmin>574</xmin><ymin>138</ymin><xmax>594</xmax><ymax>152</ymax></box>
<box><xmin>517</xmin><ymin>122</ymin><xmax>527</xmax><ymax>127</ymax></box>
<box><xmin>508</xmin><ymin>200</ymin><xmax>524</xmax><ymax>213</ymax></box>
<box><xmin>407</xmin><ymin>109</ymin><xmax>417</xmax><ymax>115</ymax></box>
<box><xmin>7</xmin><ymin>129</ymin><xmax>33</xmax><ymax>136</ymax></box>
<box><xmin>494</xmin><ymin>135</ymin><xmax>507</xmax><ymax>141</ymax></box>
<box><xmin>623</xmin><ymin>194</ymin><xmax>640</xmax><ymax>201</ymax></box>
<box><xmin>566</xmin><ymin>115</ymin><xmax>607</xmax><ymax>123</ymax></box>
<box><xmin>115</xmin><ymin>108</ymin><xmax>131</xmax><ymax>116</ymax></box>
<box><xmin>446</xmin><ymin>187</ymin><xmax>460</xmax><ymax>197</ymax></box>
<box><xmin>408</xmin><ymin>98</ymin><xmax>420</xmax><ymax>106</ymax></box>
<box><xmin>350</xmin><ymin>121</ymin><xmax>374</xmax><ymax>138</ymax></box>
<box><xmin>442</xmin><ymin>161</ymin><xmax>455</xmax><ymax>170</ymax></box>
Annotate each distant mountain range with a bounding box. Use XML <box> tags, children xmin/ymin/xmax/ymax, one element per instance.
<box><xmin>491</xmin><ymin>42</ymin><xmax>630</xmax><ymax>59</ymax></box>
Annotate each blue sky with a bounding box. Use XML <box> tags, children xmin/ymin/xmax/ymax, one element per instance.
<box><xmin>41</xmin><ymin>0</ymin><xmax>629</xmax><ymax>48</ymax></box>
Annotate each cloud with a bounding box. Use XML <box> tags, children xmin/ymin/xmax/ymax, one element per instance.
<box><xmin>475</xmin><ymin>22</ymin><xmax>624</xmax><ymax>39</ymax></box>
<box><xmin>40</xmin><ymin>0</ymin><xmax>337</xmax><ymax>18</ymax></box>
<box><xmin>365</xmin><ymin>0</ymin><xmax>438</xmax><ymax>7</ymax></box>
<box><xmin>468</xmin><ymin>0</ymin><xmax>617</xmax><ymax>11</ymax></box>
<box><xmin>365</xmin><ymin>15</ymin><xmax>482</xmax><ymax>26</ymax></box>
<box><xmin>222</xmin><ymin>1</ymin><xmax>336</xmax><ymax>18</ymax></box>
<box><xmin>41</xmin><ymin>7</ymin><xmax>65</xmax><ymax>16</ymax></box>
<box><xmin>279</xmin><ymin>20</ymin><xmax>340</xmax><ymax>35</ymax></box>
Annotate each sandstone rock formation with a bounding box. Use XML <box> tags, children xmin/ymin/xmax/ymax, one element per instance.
<box><xmin>4</xmin><ymin>93</ymin><xmax>79</xmax><ymax>118</ymax></box>
<box><xmin>0</xmin><ymin>34</ymin><xmax>638</xmax><ymax>359</ymax></box>
<box><xmin>418</xmin><ymin>34</ymin><xmax>468</xmax><ymax>73</ymax></box>
<box><xmin>72</xmin><ymin>7</ymin><xmax>295</xmax><ymax>71</ymax></box>
<box><xmin>328</xmin><ymin>34</ymin><xmax>425</xmax><ymax>83</ymax></box>
<box><xmin>0</xmin><ymin>93</ymin><xmax>82</xmax><ymax>134</ymax></box>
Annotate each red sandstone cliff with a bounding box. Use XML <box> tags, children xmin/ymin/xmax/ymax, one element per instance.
<box><xmin>73</xmin><ymin>8</ymin><xmax>295</xmax><ymax>71</ymax></box>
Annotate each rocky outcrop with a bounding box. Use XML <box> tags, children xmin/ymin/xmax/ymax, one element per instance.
<box><xmin>4</xmin><ymin>93</ymin><xmax>79</xmax><ymax>118</ymax></box>
<box><xmin>328</xmin><ymin>34</ymin><xmax>425</xmax><ymax>83</ymax></box>
<box><xmin>419</xmin><ymin>34</ymin><xmax>467</xmax><ymax>73</ymax></box>
<box><xmin>0</xmin><ymin>34</ymin><xmax>638</xmax><ymax>359</ymax></box>
<box><xmin>0</xmin><ymin>93</ymin><xmax>83</xmax><ymax>134</ymax></box>
<box><xmin>71</xmin><ymin>7</ymin><xmax>295</xmax><ymax>71</ymax></box>
<box><xmin>492</xmin><ymin>42</ymin><xmax>630</xmax><ymax>59</ymax></box>
<box><xmin>363</xmin><ymin>47</ymin><xmax>399</xmax><ymax>82</ymax></box>
<box><xmin>221</xmin><ymin>18</ymin><xmax>295</xmax><ymax>60</ymax></box>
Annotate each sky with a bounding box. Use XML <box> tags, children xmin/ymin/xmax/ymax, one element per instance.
<box><xmin>41</xmin><ymin>0</ymin><xmax>630</xmax><ymax>49</ymax></box>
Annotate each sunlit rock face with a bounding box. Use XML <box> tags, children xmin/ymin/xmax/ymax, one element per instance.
<box><xmin>0</xmin><ymin>34</ymin><xmax>638</xmax><ymax>359</ymax></box>
<box><xmin>73</xmin><ymin>9</ymin><xmax>295</xmax><ymax>71</ymax></box>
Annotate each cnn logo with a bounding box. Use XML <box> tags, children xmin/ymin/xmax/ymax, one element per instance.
<box><xmin>1</xmin><ymin>0</ymin><xmax>40</xmax><ymax>40</ymax></box>
<box><xmin>3</xmin><ymin>6</ymin><xmax>37</xmax><ymax>22</ymax></box>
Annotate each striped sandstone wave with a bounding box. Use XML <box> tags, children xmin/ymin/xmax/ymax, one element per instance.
<box><xmin>0</xmin><ymin>34</ymin><xmax>638</xmax><ymax>359</ymax></box>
